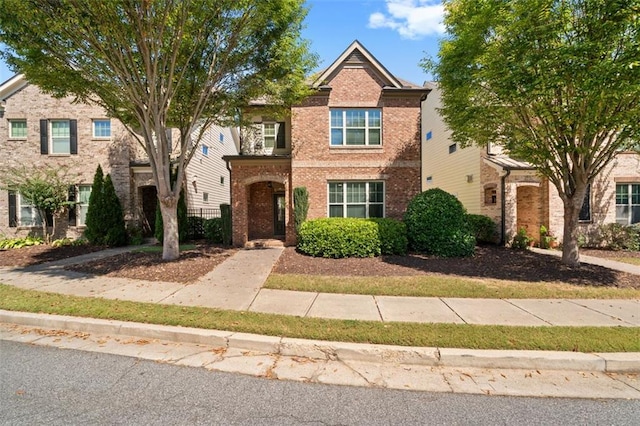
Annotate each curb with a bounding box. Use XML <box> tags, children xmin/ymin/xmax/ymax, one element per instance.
<box><xmin>2</xmin><ymin>310</ymin><xmax>639</xmax><ymax>373</ymax></box>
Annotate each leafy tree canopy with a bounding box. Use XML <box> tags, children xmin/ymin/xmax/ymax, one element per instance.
<box><xmin>0</xmin><ymin>0</ymin><xmax>317</xmax><ymax>260</ymax></box>
<box><xmin>428</xmin><ymin>0</ymin><xmax>640</xmax><ymax>265</ymax></box>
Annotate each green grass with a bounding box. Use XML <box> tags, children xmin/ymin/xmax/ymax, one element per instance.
<box><xmin>134</xmin><ymin>244</ymin><xmax>196</xmax><ymax>253</ymax></box>
<box><xmin>1</xmin><ymin>284</ymin><xmax>638</xmax><ymax>352</ymax></box>
<box><xmin>265</xmin><ymin>274</ymin><xmax>640</xmax><ymax>299</ymax></box>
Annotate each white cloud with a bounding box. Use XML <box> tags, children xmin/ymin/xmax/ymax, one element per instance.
<box><xmin>368</xmin><ymin>0</ymin><xmax>445</xmax><ymax>39</ymax></box>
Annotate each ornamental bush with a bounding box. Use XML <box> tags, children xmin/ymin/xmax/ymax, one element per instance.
<box><xmin>297</xmin><ymin>218</ymin><xmax>380</xmax><ymax>258</ymax></box>
<box><xmin>404</xmin><ymin>188</ymin><xmax>475</xmax><ymax>257</ymax></box>
<box><xmin>367</xmin><ymin>217</ymin><xmax>408</xmax><ymax>255</ymax></box>
<box><xmin>84</xmin><ymin>166</ymin><xmax>127</xmax><ymax>246</ymax></box>
<box><xmin>204</xmin><ymin>217</ymin><xmax>224</xmax><ymax>243</ymax></box>
<box><xmin>466</xmin><ymin>214</ymin><xmax>498</xmax><ymax>244</ymax></box>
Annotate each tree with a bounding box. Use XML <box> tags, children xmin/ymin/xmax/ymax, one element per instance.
<box><xmin>0</xmin><ymin>0</ymin><xmax>316</xmax><ymax>260</ymax></box>
<box><xmin>102</xmin><ymin>174</ymin><xmax>128</xmax><ymax>247</ymax></box>
<box><xmin>0</xmin><ymin>165</ymin><xmax>77</xmax><ymax>242</ymax></box>
<box><xmin>84</xmin><ymin>166</ymin><xmax>128</xmax><ymax>246</ymax></box>
<box><xmin>428</xmin><ymin>0</ymin><xmax>640</xmax><ymax>266</ymax></box>
<box><xmin>83</xmin><ymin>165</ymin><xmax>105</xmax><ymax>245</ymax></box>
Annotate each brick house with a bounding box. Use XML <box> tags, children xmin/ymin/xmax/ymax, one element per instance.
<box><xmin>421</xmin><ymin>82</ymin><xmax>640</xmax><ymax>244</ymax></box>
<box><xmin>0</xmin><ymin>74</ymin><xmax>237</xmax><ymax>239</ymax></box>
<box><xmin>224</xmin><ymin>41</ymin><xmax>429</xmax><ymax>246</ymax></box>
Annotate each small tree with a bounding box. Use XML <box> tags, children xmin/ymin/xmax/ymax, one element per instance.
<box><xmin>0</xmin><ymin>164</ymin><xmax>76</xmax><ymax>242</ymax></box>
<box><xmin>293</xmin><ymin>187</ymin><xmax>309</xmax><ymax>233</ymax></box>
<box><xmin>102</xmin><ymin>175</ymin><xmax>127</xmax><ymax>246</ymax></box>
<box><xmin>83</xmin><ymin>165</ymin><xmax>105</xmax><ymax>245</ymax></box>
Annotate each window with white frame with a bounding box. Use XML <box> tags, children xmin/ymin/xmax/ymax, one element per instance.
<box><xmin>202</xmin><ymin>145</ymin><xmax>209</xmax><ymax>156</ymax></box>
<box><xmin>328</xmin><ymin>181</ymin><xmax>384</xmax><ymax>218</ymax></box>
<box><xmin>50</xmin><ymin>120</ymin><xmax>71</xmax><ymax>154</ymax></box>
<box><xmin>77</xmin><ymin>185</ymin><xmax>92</xmax><ymax>225</ymax></box>
<box><xmin>203</xmin><ymin>192</ymin><xmax>209</xmax><ymax>203</ymax></box>
<box><xmin>92</xmin><ymin>119</ymin><xmax>111</xmax><ymax>138</ymax></box>
<box><xmin>616</xmin><ymin>183</ymin><xmax>640</xmax><ymax>225</ymax></box>
<box><xmin>330</xmin><ymin>109</ymin><xmax>381</xmax><ymax>146</ymax></box>
<box><xmin>9</xmin><ymin>119</ymin><xmax>27</xmax><ymax>138</ymax></box>
<box><xmin>263</xmin><ymin>123</ymin><xmax>276</xmax><ymax>148</ymax></box>
<box><xmin>18</xmin><ymin>194</ymin><xmax>43</xmax><ymax>227</ymax></box>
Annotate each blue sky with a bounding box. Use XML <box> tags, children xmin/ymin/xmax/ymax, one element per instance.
<box><xmin>0</xmin><ymin>0</ymin><xmax>444</xmax><ymax>85</ymax></box>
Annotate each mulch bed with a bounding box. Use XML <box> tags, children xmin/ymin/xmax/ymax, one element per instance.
<box><xmin>0</xmin><ymin>244</ymin><xmax>106</xmax><ymax>267</ymax></box>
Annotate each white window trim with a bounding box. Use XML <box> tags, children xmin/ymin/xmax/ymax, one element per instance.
<box><xmin>76</xmin><ymin>185</ymin><xmax>92</xmax><ymax>226</ymax></box>
<box><xmin>92</xmin><ymin>119</ymin><xmax>111</xmax><ymax>139</ymax></box>
<box><xmin>17</xmin><ymin>193</ymin><xmax>43</xmax><ymax>227</ymax></box>
<box><xmin>327</xmin><ymin>181</ymin><xmax>385</xmax><ymax>218</ymax></box>
<box><xmin>262</xmin><ymin>122</ymin><xmax>277</xmax><ymax>150</ymax></box>
<box><xmin>9</xmin><ymin>119</ymin><xmax>27</xmax><ymax>139</ymax></box>
<box><xmin>616</xmin><ymin>183</ymin><xmax>640</xmax><ymax>225</ymax></box>
<box><xmin>329</xmin><ymin>109</ymin><xmax>382</xmax><ymax>147</ymax></box>
<box><xmin>50</xmin><ymin>119</ymin><xmax>71</xmax><ymax>155</ymax></box>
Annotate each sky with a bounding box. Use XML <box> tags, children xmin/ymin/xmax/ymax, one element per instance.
<box><xmin>0</xmin><ymin>0</ymin><xmax>445</xmax><ymax>86</ymax></box>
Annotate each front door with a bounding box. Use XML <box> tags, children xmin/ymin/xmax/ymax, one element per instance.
<box><xmin>273</xmin><ymin>193</ymin><xmax>285</xmax><ymax>237</ymax></box>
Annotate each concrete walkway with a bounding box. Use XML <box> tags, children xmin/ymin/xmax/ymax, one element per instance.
<box><xmin>2</xmin><ymin>246</ymin><xmax>638</xmax><ymax>327</ymax></box>
<box><xmin>1</xmin><ymin>245</ymin><xmax>639</xmax><ymax>399</ymax></box>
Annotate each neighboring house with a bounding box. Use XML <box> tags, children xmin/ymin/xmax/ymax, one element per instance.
<box><xmin>421</xmin><ymin>82</ymin><xmax>640</xmax><ymax>244</ymax></box>
<box><xmin>0</xmin><ymin>75</ymin><xmax>236</xmax><ymax>239</ymax></box>
<box><xmin>224</xmin><ymin>40</ymin><xmax>429</xmax><ymax>246</ymax></box>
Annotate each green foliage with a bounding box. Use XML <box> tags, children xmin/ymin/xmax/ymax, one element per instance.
<box><xmin>511</xmin><ymin>228</ymin><xmax>533</xmax><ymax>250</ymax></box>
<box><xmin>0</xmin><ymin>164</ymin><xmax>76</xmax><ymax>242</ymax></box>
<box><xmin>204</xmin><ymin>218</ymin><xmax>224</xmax><ymax>244</ymax></box>
<box><xmin>126</xmin><ymin>224</ymin><xmax>144</xmax><ymax>246</ymax></box>
<box><xmin>297</xmin><ymin>218</ymin><xmax>381</xmax><ymax>258</ymax></box>
<box><xmin>51</xmin><ymin>237</ymin><xmax>87</xmax><ymax>248</ymax></box>
<box><xmin>432</xmin><ymin>0</ymin><xmax>640</xmax><ymax>264</ymax></box>
<box><xmin>404</xmin><ymin>189</ymin><xmax>475</xmax><ymax>257</ymax></box>
<box><xmin>0</xmin><ymin>0</ymin><xmax>316</xmax><ymax>260</ymax></box>
<box><xmin>0</xmin><ymin>236</ymin><xmax>43</xmax><ymax>249</ymax></box>
<box><xmin>466</xmin><ymin>214</ymin><xmax>498</xmax><ymax>244</ymax></box>
<box><xmin>293</xmin><ymin>187</ymin><xmax>309</xmax><ymax>232</ymax></box>
<box><xmin>220</xmin><ymin>204</ymin><xmax>232</xmax><ymax>246</ymax></box>
<box><xmin>367</xmin><ymin>218</ymin><xmax>408</xmax><ymax>255</ymax></box>
<box><xmin>84</xmin><ymin>165</ymin><xmax>105</xmax><ymax>245</ymax></box>
<box><xmin>598</xmin><ymin>223</ymin><xmax>640</xmax><ymax>251</ymax></box>
<box><xmin>538</xmin><ymin>225</ymin><xmax>557</xmax><ymax>249</ymax></box>
<box><xmin>84</xmin><ymin>166</ymin><xmax>127</xmax><ymax>246</ymax></box>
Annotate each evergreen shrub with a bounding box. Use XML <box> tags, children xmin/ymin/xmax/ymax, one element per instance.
<box><xmin>297</xmin><ymin>218</ymin><xmax>380</xmax><ymax>258</ymax></box>
<box><xmin>367</xmin><ymin>218</ymin><xmax>407</xmax><ymax>255</ymax></box>
<box><xmin>204</xmin><ymin>218</ymin><xmax>224</xmax><ymax>243</ymax></box>
<box><xmin>466</xmin><ymin>214</ymin><xmax>498</xmax><ymax>244</ymax></box>
<box><xmin>404</xmin><ymin>188</ymin><xmax>475</xmax><ymax>257</ymax></box>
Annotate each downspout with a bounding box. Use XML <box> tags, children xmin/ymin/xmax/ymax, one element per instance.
<box><xmin>500</xmin><ymin>168</ymin><xmax>511</xmax><ymax>246</ymax></box>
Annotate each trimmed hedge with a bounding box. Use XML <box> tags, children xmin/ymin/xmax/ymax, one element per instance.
<box><xmin>297</xmin><ymin>217</ymin><xmax>408</xmax><ymax>258</ymax></box>
<box><xmin>466</xmin><ymin>214</ymin><xmax>498</xmax><ymax>244</ymax></box>
<box><xmin>204</xmin><ymin>218</ymin><xmax>224</xmax><ymax>243</ymax></box>
<box><xmin>404</xmin><ymin>188</ymin><xmax>475</xmax><ymax>257</ymax></box>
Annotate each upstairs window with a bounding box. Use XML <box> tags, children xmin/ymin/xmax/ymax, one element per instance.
<box><xmin>202</xmin><ymin>145</ymin><xmax>209</xmax><ymax>156</ymax></box>
<box><xmin>330</xmin><ymin>109</ymin><xmax>381</xmax><ymax>146</ymax></box>
<box><xmin>328</xmin><ymin>181</ymin><xmax>384</xmax><ymax>218</ymax></box>
<box><xmin>616</xmin><ymin>183</ymin><xmax>640</xmax><ymax>225</ymax></box>
<box><xmin>262</xmin><ymin>122</ymin><xmax>285</xmax><ymax>149</ymax></box>
<box><xmin>92</xmin><ymin>119</ymin><xmax>111</xmax><ymax>138</ymax></box>
<box><xmin>9</xmin><ymin>120</ymin><xmax>27</xmax><ymax>138</ymax></box>
<box><xmin>40</xmin><ymin>119</ymin><xmax>77</xmax><ymax>155</ymax></box>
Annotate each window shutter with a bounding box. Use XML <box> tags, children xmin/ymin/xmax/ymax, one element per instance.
<box><xmin>276</xmin><ymin>122</ymin><xmax>286</xmax><ymax>149</ymax></box>
<box><xmin>40</xmin><ymin>119</ymin><xmax>48</xmax><ymax>154</ymax></box>
<box><xmin>8</xmin><ymin>191</ymin><xmax>17</xmax><ymax>227</ymax></box>
<box><xmin>70</xmin><ymin>119</ymin><xmax>78</xmax><ymax>154</ymax></box>
<box><xmin>68</xmin><ymin>186</ymin><xmax>77</xmax><ymax>226</ymax></box>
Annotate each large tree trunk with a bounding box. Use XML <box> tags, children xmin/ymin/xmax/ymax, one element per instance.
<box><xmin>159</xmin><ymin>199</ymin><xmax>179</xmax><ymax>261</ymax></box>
<box><xmin>561</xmin><ymin>197</ymin><xmax>582</xmax><ymax>267</ymax></box>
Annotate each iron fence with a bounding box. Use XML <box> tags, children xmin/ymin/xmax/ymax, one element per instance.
<box><xmin>186</xmin><ymin>208</ymin><xmax>221</xmax><ymax>239</ymax></box>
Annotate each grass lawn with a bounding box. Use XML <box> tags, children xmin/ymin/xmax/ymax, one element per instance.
<box><xmin>1</xmin><ymin>284</ymin><xmax>638</xmax><ymax>352</ymax></box>
<box><xmin>265</xmin><ymin>274</ymin><xmax>640</xmax><ymax>299</ymax></box>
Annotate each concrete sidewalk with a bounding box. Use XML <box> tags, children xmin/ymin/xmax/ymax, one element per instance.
<box><xmin>1</xmin><ymin>245</ymin><xmax>639</xmax><ymax>398</ymax></box>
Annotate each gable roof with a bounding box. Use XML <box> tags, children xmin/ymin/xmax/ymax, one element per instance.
<box><xmin>0</xmin><ymin>74</ymin><xmax>28</xmax><ymax>102</ymax></box>
<box><xmin>310</xmin><ymin>40</ymin><xmax>421</xmax><ymax>90</ymax></box>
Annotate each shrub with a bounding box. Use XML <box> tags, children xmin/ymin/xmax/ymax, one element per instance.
<box><xmin>84</xmin><ymin>166</ymin><xmax>127</xmax><ymax>246</ymax></box>
<box><xmin>404</xmin><ymin>188</ymin><xmax>475</xmax><ymax>257</ymax></box>
<box><xmin>187</xmin><ymin>216</ymin><xmax>205</xmax><ymax>239</ymax></box>
<box><xmin>511</xmin><ymin>227</ymin><xmax>532</xmax><ymax>250</ymax></box>
<box><xmin>367</xmin><ymin>218</ymin><xmax>408</xmax><ymax>255</ymax></box>
<box><xmin>297</xmin><ymin>218</ymin><xmax>381</xmax><ymax>258</ymax></box>
<box><xmin>220</xmin><ymin>203</ymin><xmax>232</xmax><ymax>246</ymax></box>
<box><xmin>0</xmin><ymin>236</ymin><xmax>43</xmax><ymax>249</ymax></box>
<box><xmin>204</xmin><ymin>218</ymin><xmax>224</xmax><ymax>243</ymax></box>
<box><xmin>466</xmin><ymin>214</ymin><xmax>497</xmax><ymax>244</ymax></box>
<box><xmin>83</xmin><ymin>165</ymin><xmax>105</xmax><ymax>245</ymax></box>
<box><xmin>126</xmin><ymin>224</ymin><xmax>144</xmax><ymax>246</ymax></box>
<box><xmin>293</xmin><ymin>187</ymin><xmax>309</xmax><ymax>232</ymax></box>
<box><xmin>599</xmin><ymin>223</ymin><xmax>640</xmax><ymax>251</ymax></box>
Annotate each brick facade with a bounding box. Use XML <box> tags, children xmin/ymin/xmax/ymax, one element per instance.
<box><xmin>226</xmin><ymin>41</ymin><xmax>428</xmax><ymax>247</ymax></box>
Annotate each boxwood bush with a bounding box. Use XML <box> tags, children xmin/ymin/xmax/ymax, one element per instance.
<box><xmin>204</xmin><ymin>218</ymin><xmax>224</xmax><ymax>244</ymax></box>
<box><xmin>297</xmin><ymin>218</ymin><xmax>380</xmax><ymax>258</ymax></box>
<box><xmin>297</xmin><ymin>217</ymin><xmax>408</xmax><ymax>258</ymax></box>
<box><xmin>367</xmin><ymin>217</ymin><xmax>408</xmax><ymax>255</ymax></box>
<box><xmin>404</xmin><ymin>188</ymin><xmax>475</xmax><ymax>257</ymax></box>
<box><xmin>466</xmin><ymin>214</ymin><xmax>498</xmax><ymax>244</ymax></box>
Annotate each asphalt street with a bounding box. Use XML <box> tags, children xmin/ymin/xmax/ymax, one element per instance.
<box><xmin>2</xmin><ymin>340</ymin><xmax>639</xmax><ymax>426</ymax></box>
